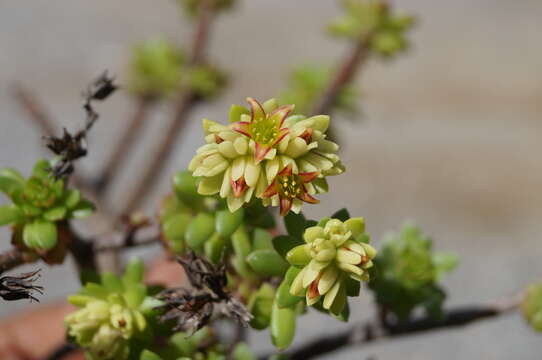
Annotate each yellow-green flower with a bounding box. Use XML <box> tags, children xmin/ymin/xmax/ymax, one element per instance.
<box><xmin>189</xmin><ymin>97</ymin><xmax>344</xmax><ymax>215</ymax></box>
<box><xmin>286</xmin><ymin>218</ymin><xmax>376</xmax><ymax>311</ymax></box>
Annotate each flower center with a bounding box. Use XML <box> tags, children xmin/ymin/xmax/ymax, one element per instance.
<box><xmin>250</xmin><ymin>117</ymin><xmax>279</xmax><ymax>146</ymax></box>
<box><xmin>277</xmin><ymin>173</ymin><xmax>303</xmax><ymax>199</ymax></box>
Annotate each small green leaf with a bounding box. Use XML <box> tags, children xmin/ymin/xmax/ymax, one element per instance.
<box><xmin>162</xmin><ymin>213</ymin><xmax>192</xmax><ymax>242</ymax></box>
<box><xmin>284</xmin><ymin>212</ymin><xmax>306</xmax><ymax>239</ymax></box>
<box><xmin>286</xmin><ymin>244</ymin><xmax>311</xmax><ymax>266</ymax></box>
<box><xmin>64</xmin><ymin>189</ymin><xmax>81</xmax><ymax>209</ymax></box>
<box><xmin>23</xmin><ymin>220</ymin><xmax>58</xmax><ymax>250</ymax></box>
<box><xmin>232</xmin><ymin>343</ymin><xmax>256</xmax><ymax>360</ymax></box>
<box><xmin>185</xmin><ymin>213</ymin><xmax>215</xmax><ymax>249</ymax></box>
<box><xmin>70</xmin><ymin>200</ymin><xmax>95</xmax><ymax>219</ymax></box>
<box><xmin>43</xmin><ymin>206</ymin><xmax>67</xmax><ymax>221</ymax></box>
<box><xmin>123</xmin><ymin>257</ymin><xmax>145</xmax><ymax>285</ymax></box>
<box><xmin>272</xmin><ymin>235</ymin><xmax>304</xmax><ymax>259</ymax></box>
<box><xmin>331</xmin><ymin>208</ymin><xmax>350</xmax><ymax>222</ymax></box>
<box><xmin>101</xmin><ymin>272</ymin><xmax>124</xmax><ymax>293</ymax></box>
<box><xmin>0</xmin><ymin>168</ymin><xmax>25</xmax><ymax>197</ymax></box>
<box><xmin>31</xmin><ymin>159</ymin><xmax>51</xmax><ymax>178</ymax></box>
<box><xmin>173</xmin><ymin>171</ymin><xmax>199</xmax><ymax>203</ymax></box>
<box><xmin>0</xmin><ymin>205</ymin><xmax>22</xmax><ymax>226</ymax></box>
<box><xmin>231</xmin><ymin>225</ymin><xmax>252</xmax><ymax>258</ymax></box>
<box><xmin>345</xmin><ymin>276</ymin><xmax>361</xmax><ymax>297</ymax></box>
<box><xmin>204</xmin><ymin>232</ymin><xmax>226</xmax><ymax>264</ymax></box>
<box><xmin>215</xmin><ymin>208</ymin><xmax>244</xmax><ymax>237</ymax></box>
<box><xmin>124</xmin><ymin>283</ymin><xmax>147</xmax><ymax>308</ymax></box>
<box><xmin>252</xmin><ymin>228</ymin><xmax>273</xmax><ymax>250</ymax></box>
<box><xmin>246</xmin><ymin>249</ymin><xmax>289</xmax><ymax>277</ymax></box>
<box><xmin>271</xmin><ymin>300</ymin><xmax>297</xmax><ymax>350</ymax></box>
<box><xmin>276</xmin><ymin>267</ymin><xmax>303</xmax><ymax>308</ymax></box>
<box><xmin>433</xmin><ymin>252</ymin><xmax>459</xmax><ymax>280</ymax></box>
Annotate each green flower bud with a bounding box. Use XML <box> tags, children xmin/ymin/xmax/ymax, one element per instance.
<box><xmin>288</xmin><ymin>217</ymin><xmax>376</xmax><ymax>312</ymax></box>
<box><xmin>65</xmin><ymin>260</ymin><xmax>153</xmax><ymax>360</ymax></box>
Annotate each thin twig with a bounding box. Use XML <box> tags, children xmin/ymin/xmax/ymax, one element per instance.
<box><xmin>0</xmin><ymin>248</ymin><xmax>25</xmax><ymax>275</ymax></box>
<box><xmin>275</xmin><ymin>301</ymin><xmax>520</xmax><ymax>360</ymax></box>
<box><xmin>120</xmin><ymin>1</ymin><xmax>215</xmax><ymax>215</ymax></box>
<box><xmin>310</xmin><ymin>36</ymin><xmax>372</xmax><ymax>116</ymax></box>
<box><xmin>94</xmin><ymin>97</ymin><xmax>154</xmax><ymax>194</ymax></box>
<box><xmin>12</xmin><ymin>84</ymin><xmax>57</xmax><ymax>136</ymax></box>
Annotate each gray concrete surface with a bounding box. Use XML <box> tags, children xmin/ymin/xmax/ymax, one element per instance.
<box><xmin>1</xmin><ymin>0</ymin><xmax>542</xmax><ymax>358</ymax></box>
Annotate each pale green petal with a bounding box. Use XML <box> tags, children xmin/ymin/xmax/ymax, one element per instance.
<box><xmin>233</xmin><ymin>137</ymin><xmax>248</xmax><ymax>155</ymax></box>
<box><xmin>318</xmin><ymin>266</ymin><xmax>339</xmax><ymax>295</ymax></box>
<box><xmin>264</xmin><ymin>147</ymin><xmax>277</xmax><ymax>160</ymax></box>
<box><xmin>323</xmin><ymin>279</ymin><xmax>341</xmax><ymax>310</ymax></box>
<box><xmin>337</xmin><ymin>249</ymin><xmax>362</xmax><ymax>265</ymax></box>
<box><xmin>303</xmin><ymin>152</ymin><xmax>333</xmax><ymax>171</ymax></box>
<box><xmin>204</xmin><ymin>160</ymin><xmax>228</xmax><ymax>177</ymax></box>
<box><xmin>198</xmin><ymin>176</ymin><xmax>222</xmax><ymax>195</ymax></box>
<box><xmin>304</xmin><ymin>226</ymin><xmax>325</xmax><ymax>243</ymax></box>
<box><xmin>290</xmin><ymin>267</ymin><xmax>307</xmax><ymax>296</ymax></box>
<box><xmin>255</xmin><ymin>173</ymin><xmax>268</xmax><ymax>197</ymax></box>
<box><xmin>315</xmin><ymin>248</ymin><xmax>336</xmax><ymax>262</ymax></box>
<box><xmin>227</xmin><ymin>195</ymin><xmax>244</xmax><ymax>212</ymax></box>
<box><xmin>262</xmin><ymin>98</ymin><xmax>278</xmax><ymax>113</ymax></box>
<box><xmin>307</xmin><ymin>115</ymin><xmax>330</xmax><ymax>133</ymax></box>
<box><xmin>285</xmin><ymin>137</ymin><xmax>309</xmax><ymax>158</ymax></box>
<box><xmin>302</xmin><ymin>263</ymin><xmax>320</xmax><ymax>288</ymax></box>
<box><xmin>360</xmin><ymin>243</ymin><xmax>377</xmax><ymax>259</ymax></box>
<box><xmin>218</xmin><ymin>141</ymin><xmax>239</xmax><ymax>158</ymax></box>
<box><xmin>343</xmin><ymin>240</ymin><xmax>365</xmax><ymax>256</ymax></box>
<box><xmin>220</xmin><ymin>167</ymin><xmax>232</xmax><ymax>197</ymax></box>
<box><xmin>244</xmin><ymin>157</ymin><xmax>261</xmax><ymax>187</ymax></box>
<box><xmin>338</xmin><ymin>262</ymin><xmax>363</xmax><ymax>276</ymax></box>
<box><xmin>306</xmin><ymin>292</ymin><xmax>320</xmax><ymax>306</ymax></box>
<box><xmin>231</xmin><ymin>157</ymin><xmax>246</xmax><ymax>181</ymax></box>
<box><xmin>362</xmin><ymin>260</ymin><xmax>374</xmax><ymax>269</ymax></box>
<box><xmin>278</xmin><ymin>135</ymin><xmax>290</xmax><ymax>153</ymax></box>
<box><xmin>265</xmin><ymin>158</ymin><xmax>280</xmax><ymax>183</ymax></box>
<box><xmin>318</xmin><ymin>139</ymin><xmax>339</xmax><ymax>152</ymax></box>
<box><xmin>345</xmin><ymin>218</ymin><xmax>365</xmax><ymax>237</ymax></box>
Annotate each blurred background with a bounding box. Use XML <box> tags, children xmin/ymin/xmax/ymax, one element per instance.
<box><xmin>1</xmin><ymin>0</ymin><xmax>541</xmax><ymax>358</ymax></box>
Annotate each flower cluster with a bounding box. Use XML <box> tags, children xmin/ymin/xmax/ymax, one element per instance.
<box><xmin>329</xmin><ymin>0</ymin><xmax>415</xmax><ymax>57</ymax></box>
<box><xmin>368</xmin><ymin>224</ymin><xmax>458</xmax><ymax>322</ymax></box>
<box><xmin>65</xmin><ymin>259</ymin><xmax>160</xmax><ymax>360</ymax></box>
<box><xmin>287</xmin><ymin>217</ymin><xmax>376</xmax><ymax>312</ymax></box>
<box><xmin>0</xmin><ymin>159</ymin><xmax>94</xmax><ymax>252</ymax></box>
<box><xmin>189</xmin><ymin>97</ymin><xmax>344</xmax><ymax>215</ymax></box>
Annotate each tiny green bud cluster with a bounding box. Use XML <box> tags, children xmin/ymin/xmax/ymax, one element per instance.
<box><xmin>329</xmin><ymin>0</ymin><xmax>415</xmax><ymax>57</ymax></box>
<box><xmin>287</xmin><ymin>217</ymin><xmax>376</xmax><ymax>312</ymax></box>
<box><xmin>0</xmin><ymin>159</ymin><xmax>94</xmax><ymax>252</ymax></box>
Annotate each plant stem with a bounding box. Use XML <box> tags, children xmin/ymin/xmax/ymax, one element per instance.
<box><xmin>94</xmin><ymin>97</ymin><xmax>154</xmax><ymax>195</ymax></box>
<box><xmin>120</xmin><ymin>0</ymin><xmax>215</xmax><ymax>215</ymax></box>
<box><xmin>310</xmin><ymin>36</ymin><xmax>372</xmax><ymax>116</ymax></box>
<box><xmin>0</xmin><ymin>248</ymin><xmax>25</xmax><ymax>275</ymax></box>
<box><xmin>273</xmin><ymin>302</ymin><xmax>519</xmax><ymax>360</ymax></box>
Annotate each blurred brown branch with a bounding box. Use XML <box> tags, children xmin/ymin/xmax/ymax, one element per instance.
<box><xmin>273</xmin><ymin>299</ymin><xmax>521</xmax><ymax>360</ymax></box>
<box><xmin>0</xmin><ymin>248</ymin><xmax>24</xmax><ymax>275</ymax></box>
<box><xmin>121</xmin><ymin>0</ymin><xmax>216</xmax><ymax>215</ymax></box>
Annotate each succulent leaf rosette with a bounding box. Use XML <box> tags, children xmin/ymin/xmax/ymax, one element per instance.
<box><xmin>188</xmin><ymin>98</ymin><xmax>344</xmax><ymax>215</ymax></box>
<box><xmin>0</xmin><ymin>159</ymin><xmax>94</xmax><ymax>252</ymax></box>
<box><xmin>65</xmin><ymin>259</ymin><xmax>161</xmax><ymax>360</ymax></box>
<box><xmin>286</xmin><ymin>217</ymin><xmax>376</xmax><ymax>313</ymax></box>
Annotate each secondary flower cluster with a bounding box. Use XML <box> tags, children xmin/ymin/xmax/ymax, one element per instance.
<box><xmin>287</xmin><ymin>217</ymin><xmax>376</xmax><ymax>312</ymax></box>
<box><xmin>189</xmin><ymin>98</ymin><xmax>344</xmax><ymax>215</ymax></box>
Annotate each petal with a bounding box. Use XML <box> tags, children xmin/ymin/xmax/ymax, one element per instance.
<box><xmin>261</xmin><ymin>179</ymin><xmax>279</xmax><ymax>198</ymax></box>
<box><xmin>279</xmin><ymin>197</ymin><xmax>293</xmax><ymax>216</ymax></box>
<box><xmin>290</xmin><ymin>267</ymin><xmax>307</xmax><ymax>296</ymax></box>
<box><xmin>315</xmin><ymin>248</ymin><xmax>336</xmax><ymax>262</ymax></box>
<box><xmin>254</xmin><ymin>143</ymin><xmax>272</xmax><ymax>164</ymax></box>
<box><xmin>255</xmin><ymin>173</ymin><xmax>268</xmax><ymax>197</ymax></box>
<box><xmin>337</xmin><ymin>249</ymin><xmax>362</xmax><ymax>265</ymax></box>
<box><xmin>246</xmin><ymin>97</ymin><xmax>265</xmax><ymax>122</ymax></box>
<box><xmin>298</xmin><ymin>171</ymin><xmax>320</xmax><ymax>184</ymax></box>
<box><xmin>231</xmin><ymin>157</ymin><xmax>246</xmax><ymax>181</ymax></box>
<box><xmin>218</xmin><ymin>141</ymin><xmax>239</xmax><ymax>158</ymax></box>
<box><xmin>306</xmin><ymin>115</ymin><xmax>330</xmax><ymax>133</ymax></box>
<box><xmin>231</xmin><ymin>121</ymin><xmax>252</xmax><ymax>138</ymax></box>
<box><xmin>284</xmin><ymin>137</ymin><xmax>309</xmax><ymax>158</ymax></box>
<box><xmin>204</xmin><ymin>160</ymin><xmax>228</xmax><ymax>177</ymax></box>
<box><xmin>233</xmin><ymin>137</ymin><xmax>248</xmax><ymax>155</ymax></box>
<box><xmin>244</xmin><ymin>157</ymin><xmax>261</xmax><ymax>187</ymax></box>
<box><xmin>306</xmin><ymin>292</ymin><xmax>320</xmax><ymax>306</ymax></box>
<box><xmin>269</xmin><ymin>105</ymin><xmax>295</xmax><ymax>127</ymax></box>
<box><xmin>298</xmin><ymin>188</ymin><xmax>319</xmax><ymax>204</ymax></box>
<box><xmin>318</xmin><ymin>266</ymin><xmax>339</xmax><ymax>295</ymax></box>
<box><xmin>278</xmin><ymin>163</ymin><xmax>293</xmax><ymax>177</ymax></box>
<box><xmin>307</xmin><ymin>279</ymin><xmax>320</xmax><ymax>299</ymax></box>
<box><xmin>273</xmin><ymin>127</ymin><xmax>290</xmax><ymax>147</ymax></box>
<box><xmin>338</xmin><ymin>262</ymin><xmax>363</xmax><ymax>276</ymax></box>
<box><xmin>304</xmin><ymin>226</ymin><xmax>325</xmax><ymax>243</ymax></box>
<box><xmin>291</xmin><ymin>198</ymin><xmax>303</xmax><ymax>213</ymax></box>
<box><xmin>323</xmin><ymin>279</ymin><xmax>341</xmax><ymax>310</ymax></box>
<box><xmin>299</xmin><ymin>128</ymin><xmax>313</xmax><ymax>143</ymax></box>
<box><xmin>230</xmin><ymin>177</ymin><xmax>247</xmax><ymax>198</ymax></box>
<box><xmin>227</xmin><ymin>195</ymin><xmax>244</xmax><ymax>212</ymax></box>
<box><xmin>265</xmin><ymin>158</ymin><xmax>280</xmax><ymax>183</ymax></box>
<box><xmin>197</xmin><ymin>175</ymin><xmax>222</xmax><ymax>195</ymax></box>
<box><xmin>302</xmin><ymin>264</ymin><xmax>320</xmax><ymax>288</ymax></box>
<box><xmin>220</xmin><ymin>167</ymin><xmax>232</xmax><ymax>198</ymax></box>
<box><xmin>262</xmin><ymin>98</ymin><xmax>278</xmax><ymax>113</ymax></box>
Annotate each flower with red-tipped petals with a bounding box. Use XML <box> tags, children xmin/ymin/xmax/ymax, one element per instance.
<box><xmin>261</xmin><ymin>164</ymin><xmax>319</xmax><ymax>216</ymax></box>
<box><xmin>231</xmin><ymin>97</ymin><xmax>293</xmax><ymax>163</ymax></box>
